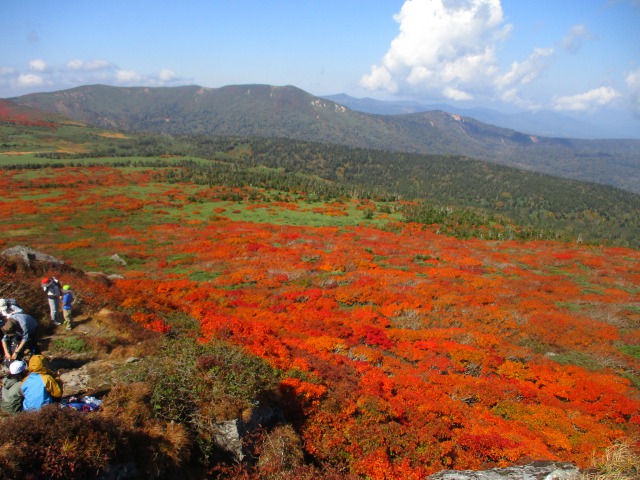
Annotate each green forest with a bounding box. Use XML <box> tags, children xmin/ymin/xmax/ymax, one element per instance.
<box><xmin>18</xmin><ymin>130</ymin><xmax>640</xmax><ymax>248</ymax></box>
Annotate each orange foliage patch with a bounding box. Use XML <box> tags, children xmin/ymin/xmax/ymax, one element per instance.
<box><xmin>4</xmin><ymin>165</ymin><xmax>640</xmax><ymax>477</ymax></box>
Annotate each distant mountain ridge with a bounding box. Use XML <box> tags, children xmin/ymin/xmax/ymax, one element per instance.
<box><xmin>10</xmin><ymin>84</ymin><xmax>640</xmax><ymax>193</ymax></box>
<box><xmin>321</xmin><ymin>93</ymin><xmax>625</xmax><ymax>139</ymax></box>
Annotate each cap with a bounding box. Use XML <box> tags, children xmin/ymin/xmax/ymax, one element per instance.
<box><xmin>9</xmin><ymin>360</ymin><xmax>26</xmax><ymax>375</ymax></box>
<box><xmin>63</xmin><ymin>285</ymin><xmax>70</xmax><ymax>291</ymax></box>
<box><xmin>42</xmin><ymin>277</ymin><xmax>49</xmax><ymax>284</ymax></box>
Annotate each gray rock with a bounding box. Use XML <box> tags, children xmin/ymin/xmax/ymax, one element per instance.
<box><xmin>214</xmin><ymin>419</ymin><xmax>245</xmax><ymax>461</ymax></box>
<box><xmin>1</xmin><ymin>245</ymin><xmax>64</xmax><ymax>266</ymax></box>
<box><xmin>429</xmin><ymin>461</ymin><xmax>579</xmax><ymax>480</ymax></box>
<box><xmin>110</xmin><ymin>254</ymin><xmax>127</xmax><ymax>266</ymax></box>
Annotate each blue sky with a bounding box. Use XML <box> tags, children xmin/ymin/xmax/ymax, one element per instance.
<box><xmin>1</xmin><ymin>0</ymin><xmax>639</xmax><ymax>130</ymax></box>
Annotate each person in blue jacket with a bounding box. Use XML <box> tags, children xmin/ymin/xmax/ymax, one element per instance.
<box><xmin>61</xmin><ymin>285</ymin><xmax>74</xmax><ymax>331</ymax></box>
<box><xmin>22</xmin><ymin>354</ymin><xmax>63</xmax><ymax>411</ymax></box>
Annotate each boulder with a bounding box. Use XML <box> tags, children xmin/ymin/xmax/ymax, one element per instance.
<box><xmin>110</xmin><ymin>254</ymin><xmax>127</xmax><ymax>266</ymax></box>
<box><xmin>1</xmin><ymin>245</ymin><xmax>64</xmax><ymax>272</ymax></box>
<box><xmin>214</xmin><ymin>419</ymin><xmax>245</xmax><ymax>461</ymax></box>
<box><xmin>429</xmin><ymin>461</ymin><xmax>579</xmax><ymax>480</ymax></box>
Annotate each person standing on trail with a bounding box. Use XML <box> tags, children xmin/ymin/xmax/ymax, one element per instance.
<box><xmin>61</xmin><ymin>285</ymin><xmax>74</xmax><ymax>331</ymax></box>
<box><xmin>42</xmin><ymin>277</ymin><xmax>62</xmax><ymax>325</ymax></box>
<box><xmin>1</xmin><ymin>360</ymin><xmax>27</xmax><ymax>414</ymax></box>
<box><xmin>1</xmin><ymin>312</ymin><xmax>40</xmax><ymax>364</ymax></box>
<box><xmin>22</xmin><ymin>354</ymin><xmax>63</xmax><ymax>410</ymax></box>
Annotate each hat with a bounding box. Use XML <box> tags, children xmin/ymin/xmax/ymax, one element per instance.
<box><xmin>42</xmin><ymin>277</ymin><xmax>49</xmax><ymax>284</ymax></box>
<box><xmin>9</xmin><ymin>360</ymin><xmax>26</xmax><ymax>375</ymax></box>
<box><xmin>63</xmin><ymin>285</ymin><xmax>70</xmax><ymax>291</ymax></box>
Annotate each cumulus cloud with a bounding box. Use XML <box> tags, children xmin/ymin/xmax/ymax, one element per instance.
<box><xmin>66</xmin><ymin>59</ymin><xmax>111</xmax><ymax>71</ymax></box>
<box><xmin>0</xmin><ymin>57</ymin><xmax>184</xmax><ymax>97</ymax></box>
<box><xmin>561</xmin><ymin>25</ymin><xmax>592</xmax><ymax>54</ymax></box>
<box><xmin>360</xmin><ymin>0</ymin><xmax>626</xmax><ymax>114</ymax></box>
<box><xmin>361</xmin><ymin>0</ymin><xmax>510</xmax><ymax>99</ymax></box>
<box><xmin>115</xmin><ymin>69</ymin><xmax>142</xmax><ymax>83</ymax></box>
<box><xmin>361</xmin><ymin>64</ymin><xmax>398</xmax><ymax>93</ymax></box>
<box><xmin>443</xmin><ymin>86</ymin><xmax>473</xmax><ymax>101</ymax></box>
<box><xmin>496</xmin><ymin>48</ymin><xmax>554</xmax><ymax>90</ymax></box>
<box><xmin>29</xmin><ymin>59</ymin><xmax>47</xmax><ymax>72</ymax></box>
<box><xmin>17</xmin><ymin>73</ymin><xmax>45</xmax><ymax>87</ymax></box>
<box><xmin>158</xmin><ymin>69</ymin><xmax>176</xmax><ymax>82</ymax></box>
<box><xmin>361</xmin><ymin>0</ymin><xmax>511</xmax><ymax>99</ymax></box>
<box><xmin>552</xmin><ymin>86</ymin><xmax>620</xmax><ymax>111</ymax></box>
<box><xmin>627</xmin><ymin>68</ymin><xmax>640</xmax><ymax>116</ymax></box>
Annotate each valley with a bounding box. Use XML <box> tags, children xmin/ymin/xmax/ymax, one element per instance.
<box><xmin>0</xmin><ymin>91</ymin><xmax>639</xmax><ymax>479</ymax></box>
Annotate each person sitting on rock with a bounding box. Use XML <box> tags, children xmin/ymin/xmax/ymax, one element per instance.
<box><xmin>22</xmin><ymin>354</ymin><xmax>63</xmax><ymax>411</ymax></box>
<box><xmin>1</xmin><ymin>360</ymin><xmax>27</xmax><ymax>414</ymax></box>
<box><xmin>1</xmin><ymin>312</ymin><xmax>40</xmax><ymax>364</ymax></box>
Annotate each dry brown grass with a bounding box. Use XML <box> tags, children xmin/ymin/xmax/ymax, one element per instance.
<box><xmin>580</xmin><ymin>441</ymin><xmax>640</xmax><ymax>480</ymax></box>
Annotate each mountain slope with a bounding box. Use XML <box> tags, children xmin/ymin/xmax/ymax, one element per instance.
<box><xmin>321</xmin><ymin>93</ymin><xmax>622</xmax><ymax>139</ymax></box>
<box><xmin>11</xmin><ymin>84</ymin><xmax>640</xmax><ymax>193</ymax></box>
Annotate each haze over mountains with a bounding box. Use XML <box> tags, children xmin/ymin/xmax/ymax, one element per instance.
<box><xmin>321</xmin><ymin>94</ymin><xmax>635</xmax><ymax>140</ymax></box>
<box><xmin>10</xmin><ymin>83</ymin><xmax>640</xmax><ymax>193</ymax></box>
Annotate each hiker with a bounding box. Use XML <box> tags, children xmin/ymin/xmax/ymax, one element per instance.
<box><xmin>61</xmin><ymin>284</ymin><xmax>74</xmax><ymax>331</ymax></box>
<box><xmin>1</xmin><ymin>312</ymin><xmax>39</xmax><ymax>364</ymax></box>
<box><xmin>0</xmin><ymin>298</ymin><xmax>23</xmax><ymax>319</ymax></box>
<box><xmin>1</xmin><ymin>360</ymin><xmax>27</xmax><ymax>414</ymax></box>
<box><xmin>22</xmin><ymin>354</ymin><xmax>63</xmax><ymax>410</ymax></box>
<box><xmin>42</xmin><ymin>277</ymin><xmax>62</xmax><ymax>325</ymax></box>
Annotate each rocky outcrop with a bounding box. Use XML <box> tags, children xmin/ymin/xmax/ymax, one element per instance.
<box><xmin>1</xmin><ymin>245</ymin><xmax>64</xmax><ymax>271</ymax></box>
<box><xmin>429</xmin><ymin>461</ymin><xmax>580</xmax><ymax>480</ymax></box>
<box><xmin>214</xmin><ymin>419</ymin><xmax>245</xmax><ymax>461</ymax></box>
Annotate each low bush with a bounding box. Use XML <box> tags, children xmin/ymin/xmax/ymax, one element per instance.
<box><xmin>0</xmin><ymin>405</ymin><xmax>189</xmax><ymax>480</ymax></box>
<box><xmin>118</xmin><ymin>334</ymin><xmax>283</xmax><ymax>469</ymax></box>
<box><xmin>50</xmin><ymin>335</ymin><xmax>90</xmax><ymax>354</ymax></box>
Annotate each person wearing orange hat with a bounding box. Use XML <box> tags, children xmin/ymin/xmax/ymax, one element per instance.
<box><xmin>22</xmin><ymin>354</ymin><xmax>63</xmax><ymax>410</ymax></box>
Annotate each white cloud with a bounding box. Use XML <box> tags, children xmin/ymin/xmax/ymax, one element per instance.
<box><xmin>29</xmin><ymin>59</ymin><xmax>47</xmax><ymax>72</ymax></box>
<box><xmin>552</xmin><ymin>86</ymin><xmax>620</xmax><ymax>111</ymax></box>
<box><xmin>0</xmin><ymin>58</ymin><xmax>184</xmax><ymax>97</ymax></box>
<box><xmin>561</xmin><ymin>25</ymin><xmax>592</xmax><ymax>54</ymax></box>
<box><xmin>360</xmin><ymin>0</ymin><xmax>627</xmax><ymax>116</ymax></box>
<box><xmin>115</xmin><ymin>69</ymin><xmax>142</xmax><ymax>83</ymax></box>
<box><xmin>66</xmin><ymin>59</ymin><xmax>111</xmax><ymax>71</ymax></box>
<box><xmin>496</xmin><ymin>48</ymin><xmax>554</xmax><ymax>89</ymax></box>
<box><xmin>158</xmin><ymin>69</ymin><xmax>176</xmax><ymax>82</ymax></box>
<box><xmin>361</xmin><ymin>0</ymin><xmax>510</xmax><ymax>99</ymax></box>
<box><xmin>443</xmin><ymin>86</ymin><xmax>473</xmax><ymax>100</ymax></box>
<box><xmin>361</xmin><ymin>64</ymin><xmax>398</xmax><ymax>92</ymax></box>
<box><xmin>626</xmin><ymin>68</ymin><xmax>640</xmax><ymax>116</ymax></box>
<box><xmin>17</xmin><ymin>73</ymin><xmax>45</xmax><ymax>87</ymax></box>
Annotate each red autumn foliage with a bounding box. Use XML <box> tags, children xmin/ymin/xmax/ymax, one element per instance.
<box><xmin>3</xmin><ymin>164</ymin><xmax>640</xmax><ymax>477</ymax></box>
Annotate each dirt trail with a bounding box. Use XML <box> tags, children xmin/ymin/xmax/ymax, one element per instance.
<box><xmin>39</xmin><ymin>312</ymin><xmax>138</xmax><ymax>400</ymax></box>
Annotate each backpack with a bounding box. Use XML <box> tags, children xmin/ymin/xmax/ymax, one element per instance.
<box><xmin>45</xmin><ymin>278</ymin><xmax>62</xmax><ymax>295</ymax></box>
